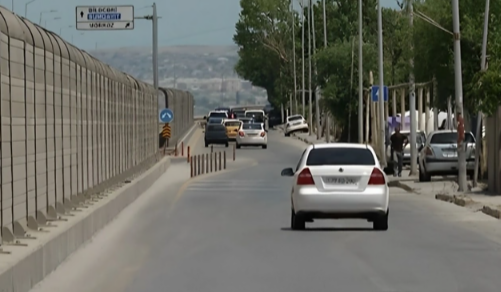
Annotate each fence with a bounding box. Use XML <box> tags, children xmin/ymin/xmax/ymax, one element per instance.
<box><xmin>0</xmin><ymin>7</ymin><xmax>193</xmax><ymax>241</ymax></box>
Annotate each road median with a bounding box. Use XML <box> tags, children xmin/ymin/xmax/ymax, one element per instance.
<box><xmin>0</xmin><ymin>157</ymin><xmax>173</xmax><ymax>292</ymax></box>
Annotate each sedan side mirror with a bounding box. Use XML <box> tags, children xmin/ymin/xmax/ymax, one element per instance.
<box><xmin>281</xmin><ymin>167</ymin><xmax>294</xmax><ymax>176</ymax></box>
<box><xmin>203</xmin><ymin>116</ymin><xmax>207</xmax><ymax>120</ymax></box>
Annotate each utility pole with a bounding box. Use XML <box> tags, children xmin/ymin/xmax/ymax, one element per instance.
<box><xmin>377</xmin><ymin>0</ymin><xmax>386</xmax><ymax>166</ymax></box>
<box><xmin>358</xmin><ymin>0</ymin><xmax>363</xmax><ymax>143</ymax></box>
<box><xmin>322</xmin><ymin>0</ymin><xmax>330</xmax><ymax>142</ymax></box>
<box><xmin>452</xmin><ymin>0</ymin><xmax>467</xmax><ymax>191</ymax></box>
<box><xmin>307</xmin><ymin>0</ymin><xmax>313</xmax><ymax>135</ymax></box>
<box><xmin>301</xmin><ymin>0</ymin><xmax>306</xmax><ymax>118</ymax></box>
<box><xmin>291</xmin><ymin>0</ymin><xmax>297</xmax><ymax>117</ymax></box>
<box><xmin>135</xmin><ymin>4</ymin><xmax>159</xmax><ymax>92</ymax></box>
<box><xmin>311</xmin><ymin>3</ymin><xmax>321</xmax><ymax>139</ymax></box>
<box><xmin>409</xmin><ymin>0</ymin><xmax>417</xmax><ymax>175</ymax></box>
<box><xmin>473</xmin><ymin>0</ymin><xmax>489</xmax><ymax>187</ymax></box>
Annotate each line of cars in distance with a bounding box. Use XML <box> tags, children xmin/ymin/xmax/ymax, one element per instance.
<box><xmin>203</xmin><ymin>108</ymin><xmax>268</xmax><ymax>149</ymax></box>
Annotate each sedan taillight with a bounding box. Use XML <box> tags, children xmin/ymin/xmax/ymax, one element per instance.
<box><xmin>238</xmin><ymin>131</ymin><xmax>245</xmax><ymax>137</ymax></box>
<box><xmin>297</xmin><ymin>168</ymin><xmax>314</xmax><ymax>185</ymax></box>
<box><xmin>368</xmin><ymin>168</ymin><xmax>385</xmax><ymax>185</ymax></box>
<box><xmin>425</xmin><ymin>146</ymin><xmax>433</xmax><ymax>156</ymax></box>
<box><xmin>260</xmin><ymin>132</ymin><xmax>266</xmax><ymax>137</ymax></box>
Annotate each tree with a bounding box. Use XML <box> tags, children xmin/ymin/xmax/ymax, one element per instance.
<box><xmin>233</xmin><ymin>0</ymin><xmax>294</xmax><ymax>107</ymax></box>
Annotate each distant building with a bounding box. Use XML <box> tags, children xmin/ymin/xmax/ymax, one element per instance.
<box><xmin>241</xmin><ymin>81</ymin><xmax>252</xmax><ymax>90</ymax></box>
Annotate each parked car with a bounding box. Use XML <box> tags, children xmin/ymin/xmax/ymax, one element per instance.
<box><xmin>386</xmin><ymin>130</ymin><xmax>426</xmax><ymax>167</ymax></box>
<box><xmin>418</xmin><ymin>130</ymin><xmax>476</xmax><ymax>181</ymax></box>
<box><xmin>205</xmin><ymin>124</ymin><xmax>229</xmax><ymax>147</ymax></box>
<box><xmin>284</xmin><ymin>114</ymin><xmax>308</xmax><ymax>136</ymax></box>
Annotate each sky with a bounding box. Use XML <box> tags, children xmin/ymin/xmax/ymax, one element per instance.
<box><xmin>2</xmin><ymin>0</ymin><xmax>398</xmax><ymax>50</ymax></box>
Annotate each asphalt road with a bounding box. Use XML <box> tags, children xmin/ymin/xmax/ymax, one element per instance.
<box><xmin>31</xmin><ymin>129</ymin><xmax>501</xmax><ymax>292</ymax></box>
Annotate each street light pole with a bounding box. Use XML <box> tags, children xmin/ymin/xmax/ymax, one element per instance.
<box><xmin>451</xmin><ymin>0</ymin><xmax>467</xmax><ymax>192</ymax></box>
<box><xmin>358</xmin><ymin>0</ymin><xmax>363</xmax><ymax>143</ymax></box>
<box><xmin>291</xmin><ymin>0</ymin><xmax>297</xmax><ymax>117</ymax></box>
<box><xmin>409</xmin><ymin>0</ymin><xmax>417</xmax><ymax>175</ymax></box>
<box><xmin>135</xmin><ymin>3</ymin><xmax>159</xmax><ymax>92</ymax></box>
<box><xmin>311</xmin><ymin>3</ymin><xmax>320</xmax><ymax>140</ymax></box>
<box><xmin>301</xmin><ymin>0</ymin><xmax>305</xmax><ymax>118</ymax></box>
<box><xmin>322</xmin><ymin>0</ymin><xmax>330</xmax><ymax>142</ymax></box>
<box><xmin>307</xmin><ymin>0</ymin><xmax>312</xmax><ymax>136</ymax></box>
<box><xmin>377</xmin><ymin>0</ymin><xmax>386</xmax><ymax>166</ymax></box>
<box><xmin>473</xmin><ymin>0</ymin><xmax>490</xmax><ymax>187</ymax></box>
<box><xmin>25</xmin><ymin>0</ymin><xmax>36</xmax><ymax>17</ymax></box>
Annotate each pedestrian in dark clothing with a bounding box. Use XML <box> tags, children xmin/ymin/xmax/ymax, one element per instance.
<box><xmin>390</xmin><ymin>126</ymin><xmax>408</xmax><ymax>177</ymax></box>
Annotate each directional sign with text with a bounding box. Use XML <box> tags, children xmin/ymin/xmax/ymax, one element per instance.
<box><xmin>159</xmin><ymin>108</ymin><xmax>174</xmax><ymax>123</ymax></box>
<box><xmin>371</xmin><ymin>85</ymin><xmax>389</xmax><ymax>102</ymax></box>
<box><xmin>76</xmin><ymin>5</ymin><xmax>134</xmax><ymax>30</ymax></box>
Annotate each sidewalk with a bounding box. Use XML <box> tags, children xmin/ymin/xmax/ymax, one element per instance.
<box><xmin>274</xmin><ymin>124</ymin><xmax>329</xmax><ymax>144</ymax></box>
<box><xmin>275</xmin><ymin>124</ymin><xmax>501</xmax><ymax>220</ymax></box>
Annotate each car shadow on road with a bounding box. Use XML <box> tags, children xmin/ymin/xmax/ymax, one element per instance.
<box><xmin>280</xmin><ymin>227</ymin><xmax>374</xmax><ymax>232</ymax></box>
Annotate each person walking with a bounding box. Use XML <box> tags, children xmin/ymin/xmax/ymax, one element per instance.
<box><xmin>390</xmin><ymin>125</ymin><xmax>408</xmax><ymax>177</ymax></box>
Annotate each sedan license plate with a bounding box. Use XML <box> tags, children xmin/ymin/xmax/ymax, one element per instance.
<box><xmin>444</xmin><ymin>151</ymin><xmax>457</xmax><ymax>158</ymax></box>
<box><xmin>324</xmin><ymin>177</ymin><xmax>357</xmax><ymax>185</ymax></box>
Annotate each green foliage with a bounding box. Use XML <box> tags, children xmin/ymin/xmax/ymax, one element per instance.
<box><xmin>233</xmin><ymin>0</ymin><xmax>501</xmax><ymax>131</ymax></box>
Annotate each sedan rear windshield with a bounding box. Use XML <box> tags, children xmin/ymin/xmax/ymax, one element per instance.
<box><xmin>430</xmin><ymin>132</ymin><xmax>474</xmax><ymax>144</ymax></box>
<box><xmin>306</xmin><ymin>147</ymin><xmax>376</xmax><ymax>166</ymax></box>
<box><xmin>209</xmin><ymin>112</ymin><xmax>226</xmax><ymax>118</ymax></box>
<box><xmin>225</xmin><ymin>122</ymin><xmax>240</xmax><ymax>127</ymax></box>
<box><xmin>242</xmin><ymin>123</ymin><xmax>262</xmax><ymax>130</ymax></box>
<box><xmin>288</xmin><ymin>116</ymin><xmax>303</xmax><ymax>121</ymax></box>
<box><xmin>206</xmin><ymin>125</ymin><xmax>225</xmax><ymax>131</ymax></box>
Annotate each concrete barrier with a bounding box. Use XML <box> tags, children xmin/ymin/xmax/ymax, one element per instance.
<box><xmin>0</xmin><ymin>157</ymin><xmax>171</xmax><ymax>292</ymax></box>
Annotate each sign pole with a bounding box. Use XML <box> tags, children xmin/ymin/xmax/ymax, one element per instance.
<box><xmin>377</xmin><ymin>0</ymin><xmax>386</xmax><ymax>167</ymax></box>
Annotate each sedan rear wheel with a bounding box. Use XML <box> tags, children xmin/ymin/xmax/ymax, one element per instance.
<box><xmin>291</xmin><ymin>209</ymin><xmax>305</xmax><ymax>230</ymax></box>
<box><xmin>373</xmin><ymin>210</ymin><xmax>389</xmax><ymax>231</ymax></box>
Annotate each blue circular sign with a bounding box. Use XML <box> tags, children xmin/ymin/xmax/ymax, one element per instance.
<box><xmin>159</xmin><ymin>108</ymin><xmax>174</xmax><ymax>123</ymax></box>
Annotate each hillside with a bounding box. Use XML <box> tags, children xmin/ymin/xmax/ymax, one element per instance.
<box><xmin>89</xmin><ymin>45</ymin><xmax>269</xmax><ymax>115</ymax></box>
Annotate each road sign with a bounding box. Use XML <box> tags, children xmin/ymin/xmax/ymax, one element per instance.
<box><xmin>159</xmin><ymin>108</ymin><xmax>174</xmax><ymax>123</ymax></box>
<box><xmin>76</xmin><ymin>5</ymin><xmax>134</xmax><ymax>30</ymax></box>
<box><xmin>162</xmin><ymin>124</ymin><xmax>171</xmax><ymax>138</ymax></box>
<box><xmin>371</xmin><ymin>85</ymin><xmax>389</xmax><ymax>102</ymax></box>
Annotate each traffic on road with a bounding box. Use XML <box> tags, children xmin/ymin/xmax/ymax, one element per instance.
<box><xmin>30</xmin><ymin>122</ymin><xmax>501</xmax><ymax>292</ymax></box>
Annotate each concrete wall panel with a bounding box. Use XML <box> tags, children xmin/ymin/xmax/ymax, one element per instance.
<box><xmin>0</xmin><ymin>7</ymin><xmax>193</xmax><ymax>244</ymax></box>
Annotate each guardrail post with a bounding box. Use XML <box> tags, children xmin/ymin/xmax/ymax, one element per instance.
<box><xmin>175</xmin><ymin>142</ymin><xmax>178</xmax><ymax>156</ymax></box>
<box><xmin>201</xmin><ymin>154</ymin><xmax>205</xmax><ymax>174</ymax></box>
<box><xmin>206</xmin><ymin>153</ymin><xmax>209</xmax><ymax>173</ymax></box>
<box><xmin>223</xmin><ymin>151</ymin><xmax>226</xmax><ymax>169</ymax></box>
<box><xmin>219</xmin><ymin>152</ymin><xmax>222</xmax><ymax>171</ymax></box>
<box><xmin>210</xmin><ymin>152</ymin><xmax>213</xmax><ymax>172</ymax></box>
<box><xmin>187</xmin><ymin>146</ymin><xmax>190</xmax><ymax>163</ymax></box>
<box><xmin>233</xmin><ymin>143</ymin><xmax>235</xmax><ymax>161</ymax></box>
<box><xmin>190</xmin><ymin>156</ymin><xmax>194</xmax><ymax>177</ymax></box>
<box><xmin>181</xmin><ymin>142</ymin><xmax>184</xmax><ymax>156</ymax></box>
<box><xmin>197</xmin><ymin>155</ymin><xmax>201</xmax><ymax>175</ymax></box>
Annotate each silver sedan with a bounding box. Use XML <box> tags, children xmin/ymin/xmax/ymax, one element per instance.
<box><xmin>235</xmin><ymin>123</ymin><xmax>267</xmax><ymax>149</ymax></box>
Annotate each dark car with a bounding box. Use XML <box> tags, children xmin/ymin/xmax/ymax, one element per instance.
<box><xmin>205</xmin><ymin>124</ymin><xmax>229</xmax><ymax>147</ymax></box>
<box><xmin>207</xmin><ymin>117</ymin><xmax>224</xmax><ymax>124</ymax></box>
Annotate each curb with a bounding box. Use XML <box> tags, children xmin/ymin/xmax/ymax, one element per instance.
<box><xmin>433</xmin><ymin>193</ymin><xmax>501</xmax><ymax>220</ymax></box>
<box><xmin>482</xmin><ymin>205</ymin><xmax>501</xmax><ymax>219</ymax></box>
<box><xmin>434</xmin><ymin>193</ymin><xmax>475</xmax><ymax>207</ymax></box>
